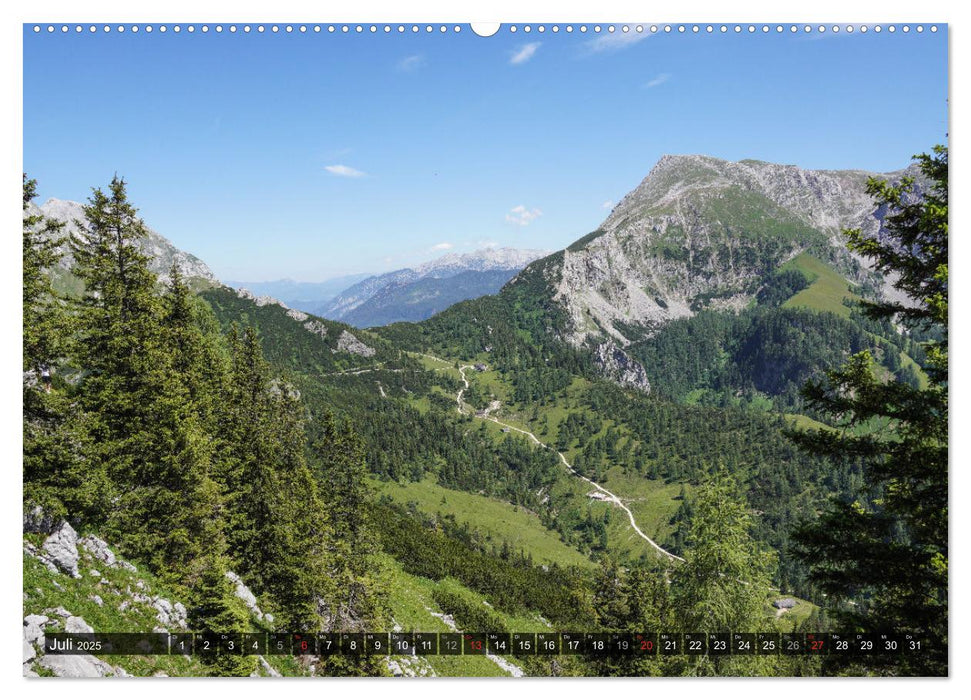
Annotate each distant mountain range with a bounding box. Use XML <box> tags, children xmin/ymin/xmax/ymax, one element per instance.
<box><xmin>222</xmin><ymin>274</ymin><xmax>372</xmax><ymax>312</ymax></box>
<box><xmin>316</xmin><ymin>247</ymin><xmax>550</xmax><ymax>327</ymax></box>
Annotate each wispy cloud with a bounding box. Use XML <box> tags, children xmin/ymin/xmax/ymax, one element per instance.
<box><xmin>505</xmin><ymin>205</ymin><xmax>543</xmax><ymax>226</ymax></box>
<box><xmin>584</xmin><ymin>30</ymin><xmax>649</xmax><ymax>54</ymax></box>
<box><xmin>601</xmin><ymin>200</ymin><xmax>614</xmax><ymax>210</ymax></box>
<box><xmin>510</xmin><ymin>42</ymin><xmax>541</xmax><ymax>65</ymax></box>
<box><xmin>396</xmin><ymin>54</ymin><xmax>425</xmax><ymax>72</ymax></box>
<box><xmin>429</xmin><ymin>242</ymin><xmax>453</xmax><ymax>252</ymax></box>
<box><xmin>643</xmin><ymin>73</ymin><xmax>671</xmax><ymax>89</ymax></box>
<box><xmin>324</xmin><ymin>164</ymin><xmax>366</xmax><ymax>178</ymax></box>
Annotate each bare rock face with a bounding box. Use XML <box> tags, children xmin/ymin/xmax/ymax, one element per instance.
<box><xmin>235</xmin><ymin>287</ymin><xmax>287</xmax><ymax>308</ymax></box>
<box><xmin>303</xmin><ymin>319</ymin><xmax>329</xmax><ymax>338</ymax></box>
<box><xmin>24</xmin><ymin>615</ymin><xmax>48</xmax><ymax>647</ymax></box>
<box><xmin>151</xmin><ymin>597</ymin><xmax>187</xmax><ymax>629</ymax></box>
<box><xmin>24</xmin><ymin>639</ymin><xmax>36</xmax><ymax>664</ymax></box>
<box><xmin>42</xmin><ymin>522</ymin><xmax>81</xmax><ymax>579</ymax></box>
<box><xmin>79</xmin><ymin>534</ymin><xmax>117</xmax><ymax>567</ymax></box>
<box><xmin>539</xmin><ymin>154</ymin><xmax>913</xmax><ymax>348</ymax></box>
<box><xmin>65</xmin><ymin>616</ymin><xmax>94</xmax><ymax>634</ymax></box>
<box><xmin>594</xmin><ymin>343</ymin><xmax>651</xmax><ymax>393</ymax></box>
<box><xmin>38</xmin><ymin>654</ymin><xmax>118</xmax><ymax>678</ymax></box>
<box><xmin>225</xmin><ymin>571</ymin><xmax>266</xmax><ymax>621</ymax></box>
<box><xmin>334</xmin><ymin>329</ymin><xmax>376</xmax><ymax>357</ymax></box>
<box><xmin>28</xmin><ymin>197</ymin><xmax>215</xmax><ymax>285</ymax></box>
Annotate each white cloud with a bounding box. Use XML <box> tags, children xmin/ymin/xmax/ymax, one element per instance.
<box><xmin>585</xmin><ymin>30</ymin><xmax>649</xmax><ymax>53</ymax></box>
<box><xmin>396</xmin><ymin>54</ymin><xmax>425</xmax><ymax>72</ymax></box>
<box><xmin>601</xmin><ymin>200</ymin><xmax>614</xmax><ymax>210</ymax></box>
<box><xmin>324</xmin><ymin>164</ymin><xmax>366</xmax><ymax>178</ymax></box>
<box><xmin>505</xmin><ymin>205</ymin><xmax>543</xmax><ymax>226</ymax></box>
<box><xmin>430</xmin><ymin>242</ymin><xmax>454</xmax><ymax>252</ymax></box>
<box><xmin>509</xmin><ymin>42</ymin><xmax>541</xmax><ymax>65</ymax></box>
<box><xmin>643</xmin><ymin>73</ymin><xmax>671</xmax><ymax>89</ymax></box>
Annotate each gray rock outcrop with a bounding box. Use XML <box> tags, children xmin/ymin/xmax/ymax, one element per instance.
<box><xmin>42</xmin><ymin>522</ymin><xmax>81</xmax><ymax>578</ymax></box>
<box><xmin>226</xmin><ymin>571</ymin><xmax>266</xmax><ymax>621</ymax></box>
<box><xmin>38</xmin><ymin>654</ymin><xmax>118</xmax><ymax>678</ymax></box>
<box><xmin>79</xmin><ymin>534</ymin><xmax>117</xmax><ymax>567</ymax></box>
<box><xmin>334</xmin><ymin>330</ymin><xmax>376</xmax><ymax>357</ymax></box>
<box><xmin>65</xmin><ymin>616</ymin><xmax>94</xmax><ymax>634</ymax></box>
<box><xmin>594</xmin><ymin>342</ymin><xmax>651</xmax><ymax>393</ymax></box>
<box><xmin>303</xmin><ymin>319</ymin><xmax>329</xmax><ymax>338</ymax></box>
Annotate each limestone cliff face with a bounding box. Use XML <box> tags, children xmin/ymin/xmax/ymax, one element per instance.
<box><xmin>523</xmin><ymin>155</ymin><xmax>910</xmax><ymax>347</ymax></box>
<box><xmin>28</xmin><ymin>198</ymin><xmax>216</xmax><ymax>286</ymax></box>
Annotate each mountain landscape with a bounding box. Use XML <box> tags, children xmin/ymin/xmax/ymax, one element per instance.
<box><xmin>318</xmin><ymin>248</ymin><xmax>549</xmax><ymax>326</ymax></box>
<box><xmin>222</xmin><ymin>274</ymin><xmax>373</xmax><ymax>313</ymax></box>
<box><xmin>27</xmin><ymin>198</ymin><xmax>216</xmax><ymax>295</ymax></box>
<box><xmin>23</xmin><ymin>152</ymin><xmax>947</xmax><ymax>678</ymax></box>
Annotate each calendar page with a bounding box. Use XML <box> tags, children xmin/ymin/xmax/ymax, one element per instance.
<box><xmin>20</xmin><ymin>4</ymin><xmax>949</xmax><ymax>684</ymax></box>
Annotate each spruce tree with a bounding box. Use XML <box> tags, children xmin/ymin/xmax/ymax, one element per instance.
<box><xmin>220</xmin><ymin>326</ymin><xmax>286</xmax><ymax>595</ymax></box>
<box><xmin>188</xmin><ymin>553</ymin><xmax>257</xmax><ymax>677</ymax></box>
<box><xmin>71</xmin><ymin>177</ymin><xmax>222</xmax><ymax>577</ymax></box>
<box><xmin>220</xmin><ymin>326</ymin><xmax>329</xmax><ymax>631</ymax></box>
<box><xmin>23</xmin><ymin>175</ymin><xmax>66</xmax><ymax>376</ymax></box>
<box><xmin>311</xmin><ymin>410</ymin><xmax>389</xmax><ymax>676</ymax></box>
<box><xmin>312</xmin><ymin>410</ymin><xmax>386</xmax><ymax>627</ymax></box>
<box><xmin>23</xmin><ymin>175</ymin><xmax>105</xmax><ymax>520</ymax></box>
<box><xmin>668</xmin><ymin>467</ymin><xmax>779</xmax><ymax>676</ymax></box>
<box><xmin>261</xmin><ymin>377</ymin><xmax>329</xmax><ymax>631</ymax></box>
<box><xmin>789</xmin><ymin>147</ymin><xmax>948</xmax><ymax>676</ymax></box>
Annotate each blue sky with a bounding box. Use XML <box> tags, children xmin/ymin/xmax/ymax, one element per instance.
<box><xmin>23</xmin><ymin>24</ymin><xmax>948</xmax><ymax>281</ymax></box>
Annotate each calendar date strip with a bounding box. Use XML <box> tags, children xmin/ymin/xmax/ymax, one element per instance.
<box><xmin>43</xmin><ymin>631</ymin><xmax>925</xmax><ymax>657</ymax></box>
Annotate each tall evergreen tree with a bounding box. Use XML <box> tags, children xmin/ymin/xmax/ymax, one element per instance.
<box><xmin>311</xmin><ymin>410</ymin><xmax>387</xmax><ymax>630</ymax></box>
<box><xmin>23</xmin><ymin>175</ymin><xmax>105</xmax><ymax>520</ymax></box>
<box><xmin>220</xmin><ymin>326</ymin><xmax>287</xmax><ymax>594</ymax></box>
<box><xmin>790</xmin><ymin>147</ymin><xmax>948</xmax><ymax>676</ymax></box>
<box><xmin>23</xmin><ymin>175</ymin><xmax>66</xmax><ymax>375</ymax></box>
<box><xmin>669</xmin><ymin>467</ymin><xmax>779</xmax><ymax>676</ymax></box>
<box><xmin>188</xmin><ymin>553</ymin><xmax>258</xmax><ymax>677</ymax></box>
<box><xmin>220</xmin><ymin>326</ymin><xmax>330</xmax><ymax>631</ymax></box>
<box><xmin>71</xmin><ymin>177</ymin><xmax>221</xmax><ymax>577</ymax></box>
<box><xmin>311</xmin><ymin>411</ymin><xmax>389</xmax><ymax>676</ymax></box>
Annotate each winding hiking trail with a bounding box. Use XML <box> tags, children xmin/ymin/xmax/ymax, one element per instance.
<box><xmin>322</xmin><ymin>352</ymin><xmax>683</xmax><ymax>563</ymax></box>
<box><xmin>454</xmin><ymin>363</ymin><xmax>684</xmax><ymax>563</ymax></box>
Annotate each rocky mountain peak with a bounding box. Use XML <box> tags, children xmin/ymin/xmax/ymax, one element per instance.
<box><xmin>540</xmin><ymin>154</ymin><xmax>911</xmax><ymax>347</ymax></box>
<box><xmin>29</xmin><ymin>197</ymin><xmax>215</xmax><ymax>285</ymax></box>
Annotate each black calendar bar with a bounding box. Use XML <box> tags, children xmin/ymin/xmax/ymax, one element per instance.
<box><xmin>39</xmin><ymin>632</ymin><xmax>927</xmax><ymax>657</ymax></box>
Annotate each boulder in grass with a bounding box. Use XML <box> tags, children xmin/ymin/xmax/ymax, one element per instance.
<box><xmin>24</xmin><ymin>615</ymin><xmax>49</xmax><ymax>647</ymax></box>
<box><xmin>79</xmin><ymin>535</ymin><xmax>117</xmax><ymax>567</ymax></box>
<box><xmin>772</xmin><ymin>598</ymin><xmax>797</xmax><ymax>610</ymax></box>
<box><xmin>39</xmin><ymin>654</ymin><xmax>115</xmax><ymax>678</ymax></box>
<box><xmin>42</xmin><ymin>522</ymin><xmax>81</xmax><ymax>578</ymax></box>
<box><xmin>65</xmin><ymin>616</ymin><xmax>94</xmax><ymax>634</ymax></box>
